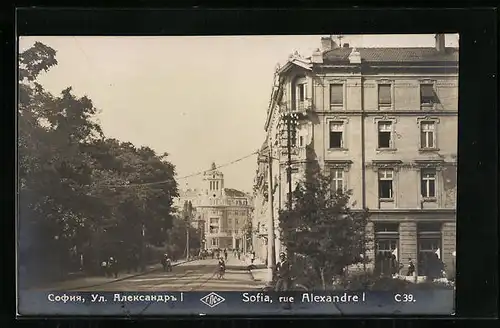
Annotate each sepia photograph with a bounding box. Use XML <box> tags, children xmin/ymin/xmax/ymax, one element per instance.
<box><xmin>18</xmin><ymin>33</ymin><xmax>458</xmax><ymax>310</ymax></box>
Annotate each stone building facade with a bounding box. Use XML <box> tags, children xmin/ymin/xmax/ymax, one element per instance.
<box><xmin>175</xmin><ymin>163</ymin><xmax>253</xmax><ymax>251</ymax></box>
<box><xmin>253</xmin><ymin>34</ymin><xmax>457</xmax><ymax>276</ymax></box>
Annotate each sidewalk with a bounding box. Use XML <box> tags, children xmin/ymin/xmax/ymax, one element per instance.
<box><xmin>31</xmin><ymin>259</ymin><xmax>191</xmax><ymax>291</ymax></box>
<box><xmin>233</xmin><ymin>254</ymin><xmax>269</xmax><ymax>283</ymax></box>
<box><xmin>225</xmin><ymin>255</ymin><xmax>250</xmax><ymax>269</ymax></box>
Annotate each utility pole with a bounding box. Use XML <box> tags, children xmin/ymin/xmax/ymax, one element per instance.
<box><xmin>183</xmin><ymin>201</ymin><xmax>192</xmax><ymax>261</ymax></box>
<box><xmin>141</xmin><ymin>202</ymin><xmax>146</xmax><ymax>272</ymax></box>
<box><xmin>266</xmin><ymin>144</ymin><xmax>276</xmax><ymax>283</ymax></box>
<box><xmin>283</xmin><ymin>113</ymin><xmax>298</xmax><ymax>210</ymax></box>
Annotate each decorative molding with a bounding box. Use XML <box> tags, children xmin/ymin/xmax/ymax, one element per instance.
<box><xmin>327</xmin><ymin>78</ymin><xmax>347</xmax><ymax>83</ymax></box>
<box><xmin>315</xmin><ymin>110</ymin><xmax>458</xmax><ymax>116</ymax></box>
<box><xmin>364</xmin><ymin>160</ymin><xmax>451</xmax><ymax>171</ymax></box>
<box><xmin>376</xmin><ymin>78</ymin><xmax>395</xmax><ymax>84</ymax></box>
<box><xmin>373</xmin><ymin>115</ymin><xmax>398</xmax><ymax>124</ymax></box>
<box><xmin>367</xmin><ymin>160</ymin><xmax>403</xmax><ymax>172</ymax></box>
<box><xmin>326</xmin><ymin>116</ymin><xmax>350</xmax><ymax>124</ymax></box>
<box><xmin>325</xmin><ymin>160</ymin><xmax>353</xmax><ymax>172</ymax></box>
<box><xmin>394</xmin><ymin>83</ymin><xmax>418</xmax><ymax>88</ymax></box>
<box><xmin>418</xmin><ymin>78</ymin><xmax>437</xmax><ymax>84</ymax></box>
<box><xmin>436</xmin><ymin>82</ymin><xmax>457</xmax><ymax>87</ymax></box>
<box><xmin>414</xmin><ymin>159</ymin><xmax>445</xmax><ymax>170</ymax></box>
<box><xmin>417</xmin><ymin>116</ymin><xmax>441</xmax><ymax>127</ymax></box>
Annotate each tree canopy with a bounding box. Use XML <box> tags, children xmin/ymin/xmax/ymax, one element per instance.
<box><xmin>278</xmin><ymin>167</ymin><xmax>371</xmax><ymax>290</ymax></box>
<box><xmin>18</xmin><ymin>42</ymin><xmax>185</xmax><ymax>285</ymax></box>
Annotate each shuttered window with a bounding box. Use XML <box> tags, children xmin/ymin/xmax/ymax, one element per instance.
<box><xmin>378</xmin><ymin>84</ymin><xmax>392</xmax><ymax>105</ymax></box>
<box><xmin>330</xmin><ymin>84</ymin><xmax>343</xmax><ymax>105</ymax></box>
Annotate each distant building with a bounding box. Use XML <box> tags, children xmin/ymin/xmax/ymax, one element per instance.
<box><xmin>253</xmin><ymin>34</ymin><xmax>457</xmax><ymax>276</ymax></box>
<box><xmin>175</xmin><ymin>163</ymin><xmax>253</xmax><ymax>251</ymax></box>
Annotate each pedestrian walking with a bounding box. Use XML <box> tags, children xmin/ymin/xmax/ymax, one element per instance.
<box><xmin>217</xmin><ymin>257</ymin><xmax>226</xmax><ymax>279</ymax></box>
<box><xmin>275</xmin><ymin>252</ymin><xmax>291</xmax><ymax>291</ymax></box>
<box><xmin>108</xmin><ymin>256</ymin><xmax>118</xmax><ymax>278</ymax></box>
<box><xmin>101</xmin><ymin>259</ymin><xmax>108</xmax><ymax>276</ymax></box>
<box><xmin>407</xmin><ymin>258</ymin><xmax>415</xmax><ymax>276</ymax></box>
<box><xmin>224</xmin><ymin>249</ymin><xmax>228</xmax><ymax>261</ymax></box>
<box><xmin>390</xmin><ymin>254</ymin><xmax>399</xmax><ymax>277</ymax></box>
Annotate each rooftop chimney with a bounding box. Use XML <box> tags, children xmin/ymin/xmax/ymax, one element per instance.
<box><xmin>348</xmin><ymin>48</ymin><xmax>361</xmax><ymax>64</ymax></box>
<box><xmin>321</xmin><ymin>36</ymin><xmax>338</xmax><ymax>52</ymax></box>
<box><xmin>343</xmin><ymin>43</ymin><xmax>350</xmax><ymax>48</ymax></box>
<box><xmin>435</xmin><ymin>33</ymin><xmax>446</xmax><ymax>53</ymax></box>
<box><xmin>311</xmin><ymin>48</ymin><xmax>323</xmax><ymax>64</ymax></box>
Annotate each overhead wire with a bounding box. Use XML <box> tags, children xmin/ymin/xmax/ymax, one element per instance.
<box><xmin>99</xmin><ymin>150</ymin><xmax>260</xmax><ymax>188</ymax></box>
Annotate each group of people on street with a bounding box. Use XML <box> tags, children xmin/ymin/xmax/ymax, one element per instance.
<box><xmin>100</xmin><ymin>256</ymin><xmax>119</xmax><ymax>278</ymax></box>
<box><xmin>376</xmin><ymin>253</ymin><xmax>445</xmax><ymax>280</ymax></box>
<box><xmin>268</xmin><ymin>250</ymin><xmax>448</xmax><ymax>292</ymax></box>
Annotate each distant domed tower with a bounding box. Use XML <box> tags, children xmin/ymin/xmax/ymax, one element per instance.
<box><xmin>203</xmin><ymin>162</ymin><xmax>224</xmax><ymax>197</ymax></box>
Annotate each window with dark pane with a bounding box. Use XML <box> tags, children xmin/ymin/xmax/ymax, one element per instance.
<box><xmin>420</xmin><ymin>122</ymin><xmax>435</xmax><ymax>148</ymax></box>
<box><xmin>378</xmin><ymin>84</ymin><xmax>392</xmax><ymax>105</ymax></box>
<box><xmin>378</xmin><ymin>169</ymin><xmax>393</xmax><ymax>199</ymax></box>
<box><xmin>330</xmin><ymin>84</ymin><xmax>343</xmax><ymax>106</ymax></box>
<box><xmin>420</xmin><ymin>84</ymin><xmax>436</xmax><ymax>105</ymax></box>
<box><xmin>421</xmin><ymin>169</ymin><xmax>436</xmax><ymax>198</ymax></box>
<box><xmin>329</xmin><ymin>121</ymin><xmax>343</xmax><ymax>148</ymax></box>
<box><xmin>378</xmin><ymin>121</ymin><xmax>392</xmax><ymax>148</ymax></box>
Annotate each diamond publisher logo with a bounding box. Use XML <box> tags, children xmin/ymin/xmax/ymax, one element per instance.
<box><xmin>200</xmin><ymin>292</ymin><xmax>225</xmax><ymax>308</ymax></box>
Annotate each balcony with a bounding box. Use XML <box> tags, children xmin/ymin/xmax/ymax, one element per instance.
<box><xmin>295</xmin><ymin>99</ymin><xmax>313</xmax><ymax>112</ymax></box>
<box><xmin>281</xmin><ymin>100</ymin><xmax>313</xmax><ymax>116</ymax></box>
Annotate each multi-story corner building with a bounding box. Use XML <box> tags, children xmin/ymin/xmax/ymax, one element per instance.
<box><xmin>175</xmin><ymin>163</ymin><xmax>253</xmax><ymax>251</ymax></box>
<box><xmin>253</xmin><ymin>34</ymin><xmax>458</xmax><ymax>276</ymax></box>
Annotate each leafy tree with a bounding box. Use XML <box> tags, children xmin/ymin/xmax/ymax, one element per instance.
<box><xmin>278</xmin><ymin>167</ymin><xmax>371</xmax><ymax>290</ymax></box>
<box><xmin>18</xmin><ymin>42</ymin><xmax>180</xmax><ymax>283</ymax></box>
<box><xmin>18</xmin><ymin>42</ymin><xmax>106</xmax><ymax>280</ymax></box>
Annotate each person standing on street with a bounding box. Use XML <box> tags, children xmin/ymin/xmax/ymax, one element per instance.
<box><xmin>224</xmin><ymin>249</ymin><xmax>228</xmax><ymax>261</ymax></box>
<box><xmin>275</xmin><ymin>252</ymin><xmax>291</xmax><ymax>291</ymax></box>
<box><xmin>407</xmin><ymin>258</ymin><xmax>415</xmax><ymax>276</ymax></box>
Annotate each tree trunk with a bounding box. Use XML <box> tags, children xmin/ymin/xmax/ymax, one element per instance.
<box><xmin>320</xmin><ymin>267</ymin><xmax>327</xmax><ymax>290</ymax></box>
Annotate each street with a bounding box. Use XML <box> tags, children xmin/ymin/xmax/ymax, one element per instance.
<box><xmin>39</xmin><ymin>257</ymin><xmax>264</xmax><ymax>292</ymax></box>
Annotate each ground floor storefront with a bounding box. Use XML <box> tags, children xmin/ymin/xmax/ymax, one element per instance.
<box><xmin>367</xmin><ymin>210</ymin><xmax>456</xmax><ymax>277</ymax></box>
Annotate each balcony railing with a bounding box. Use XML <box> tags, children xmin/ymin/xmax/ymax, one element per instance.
<box><xmin>295</xmin><ymin>99</ymin><xmax>312</xmax><ymax>112</ymax></box>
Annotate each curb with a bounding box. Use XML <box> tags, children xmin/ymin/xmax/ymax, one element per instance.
<box><xmin>47</xmin><ymin>259</ymin><xmax>194</xmax><ymax>291</ymax></box>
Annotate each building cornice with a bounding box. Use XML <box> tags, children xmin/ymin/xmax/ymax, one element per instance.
<box><xmin>315</xmin><ymin>110</ymin><xmax>458</xmax><ymax>116</ymax></box>
<box><xmin>352</xmin><ymin>208</ymin><xmax>456</xmax><ymax>214</ymax></box>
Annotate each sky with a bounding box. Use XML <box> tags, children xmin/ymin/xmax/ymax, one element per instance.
<box><xmin>19</xmin><ymin>34</ymin><xmax>459</xmax><ymax>193</ymax></box>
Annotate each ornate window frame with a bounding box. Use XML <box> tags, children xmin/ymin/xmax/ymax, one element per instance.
<box><xmin>414</xmin><ymin>159</ymin><xmax>444</xmax><ymax>206</ymax></box>
<box><xmin>325</xmin><ymin>160</ymin><xmax>353</xmax><ymax>192</ymax></box>
<box><xmin>373</xmin><ymin>115</ymin><xmax>398</xmax><ymax>152</ymax></box>
<box><xmin>326</xmin><ymin>116</ymin><xmax>349</xmax><ymax>152</ymax></box>
<box><xmin>417</xmin><ymin>116</ymin><xmax>440</xmax><ymax>152</ymax></box>
<box><xmin>328</xmin><ymin>78</ymin><xmax>347</xmax><ymax>111</ymax></box>
<box><xmin>376</xmin><ymin>79</ymin><xmax>395</xmax><ymax>111</ymax></box>
<box><xmin>369</xmin><ymin>160</ymin><xmax>402</xmax><ymax>207</ymax></box>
